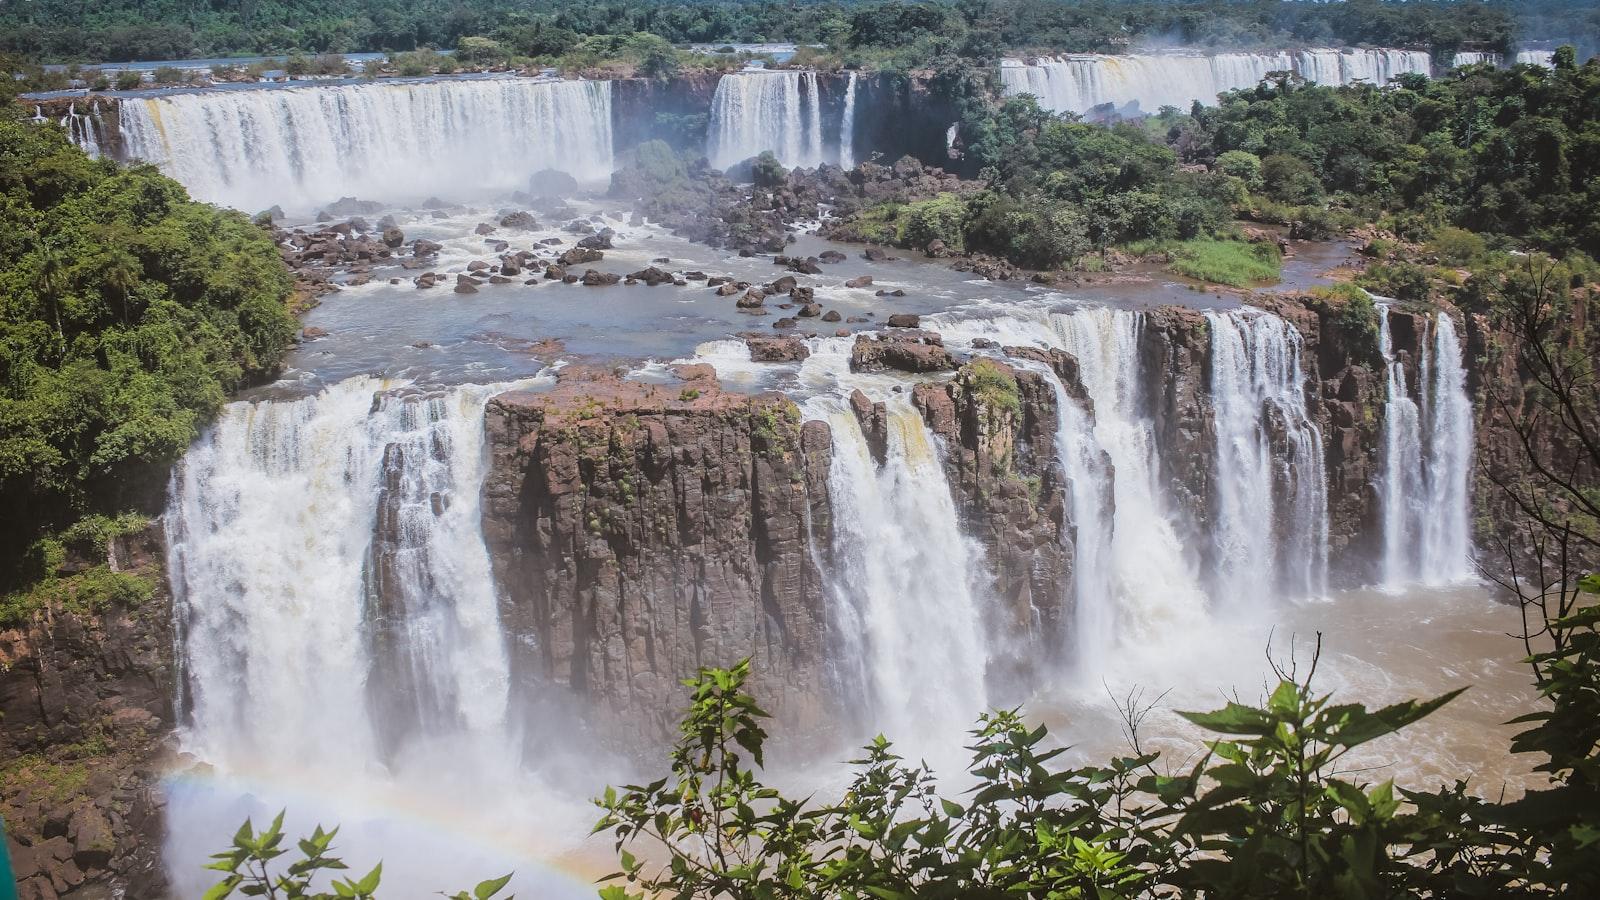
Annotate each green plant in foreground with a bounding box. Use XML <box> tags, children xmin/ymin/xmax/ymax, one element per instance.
<box><xmin>591</xmin><ymin>640</ymin><xmax>1570</xmax><ymax>899</ymax></box>
<box><xmin>204</xmin><ymin>811</ymin><xmax>513</xmax><ymax>900</ymax></box>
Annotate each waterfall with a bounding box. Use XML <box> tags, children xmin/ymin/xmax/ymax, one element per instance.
<box><xmin>61</xmin><ymin>102</ymin><xmax>101</xmax><ymax>158</ymax></box>
<box><xmin>1515</xmin><ymin>49</ymin><xmax>1557</xmax><ymax>67</ymax></box>
<box><xmin>804</xmin><ymin>392</ymin><xmax>990</xmax><ymax>741</ymax></box>
<box><xmin>1419</xmin><ymin>313</ymin><xmax>1475</xmax><ymax>582</ymax></box>
<box><xmin>1452</xmin><ymin>51</ymin><xmax>1502</xmax><ymax>68</ymax></box>
<box><xmin>1011</xmin><ymin>358</ymin><xmax>1115</xmax><ymax>670</ymax></box>
<box><xmin>838</xmin><ymin>72</ymin><xmax>858</xmax><ymax>169</ymax></box>
<box><xmin>118</xmin><ymin>78</ymin><xmax>614</xmax><ymax>214</ymax></box>
<box><xmin>1375</xmin><ymin>304</ymin><xmax>1474</xmax><ymax>588</ymax></box>
<box><xmin>1000</xmin><ymin>48</ymin><xmax>1432</xmax><ymax>115</ymax></box>
<box><xmin>1205</xmin><ymin>310</ymin><xmax>1329</xmax><ymax>603</ymax></box>
<box><xmin>706</xmin><ymin>70</ymin><xmax>850</xmax><ymax>171</ymax></box>
<box><xmin>164</xmin><ymin>377</ymin><xmax>524</xmax><ymax>771</ymax></box>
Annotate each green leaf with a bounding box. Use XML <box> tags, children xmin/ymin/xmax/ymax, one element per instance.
<box><xmin>356</xmin><ymin>862</ymin><xmax>383</xmax><ymax>895</ymax></box>
<box><xmin>473</xmin><ymin>872</ymin><xmax>514</xmax><ymax>899</ymax></box>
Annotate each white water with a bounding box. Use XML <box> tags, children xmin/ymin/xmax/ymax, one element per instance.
<box><xmin>1376</xmin><ymin>303</ymin><xmax>1474</xmax><ymax>588</ymax></box>
<box><xmin>1206</xmin><ymin>310</ymin><xmax>1329</xmax><ymax>603</ymax></box>
<box><xmin>706</xmin><ymin>70</ymin><xmax>852</xmax><ymax>170</ymax></box>
<box><xmin>1515</xmin><ymin>49</ymin><xmax>1557</xmax><ymax>67</ymax></box>
<box><xmin>803</xmin><ymin>388</ymin><xmax>990</xmax><ymax>742</ymax></box>
<box><xmin>839</xmin><ymin>72</ymin><xmax>858</xmax><ymax>169</ymax></box>
<box><xmin>61</xmin><ymin>102</ymin><xmax>102</xmax><ymax>158</ymax></box>
<box><xmin>1000</xmin><ymin>48</ymin><xmax>1432</xmax><ymax>115</ymax></box>
<box><xmin>118</xmin><ymin>78</ymin><xmax>614</xmax><ymax>213</ymax></box>
<box><xmin>1451</xmin><ymin>51</ymin><xmax>1503</xmax><ymax>68</ymax></box>
<box><xmin>163</xmin><ymin>375</ymin><xmax>594</xmax><ymax>896</ymax></box>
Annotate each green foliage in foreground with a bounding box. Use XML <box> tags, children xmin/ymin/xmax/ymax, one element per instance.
<box><xmin>589</xmin><ymin>617</ymin><xmax>1600</xmax><ymax>900</ymax></box>
<box><xmin>204</xmin><ymin>812</ymin><xmax>514</xmax><ymax>900</ymax></box>
<box><xmin>0</xmin><ymin>107</ymin><xmax>296</xmax><ymax>597</ymax></box>
<box><xmin>1128</xmin><ymin>238</ymin><xmax>1282</xmax><ymax>287</ymax></box>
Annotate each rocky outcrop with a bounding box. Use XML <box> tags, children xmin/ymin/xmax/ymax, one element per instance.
<box><xmin>1</xmin><ymin>525</ymin><xmax>174</xmax><ymax>900</ymax></box>
<box><xmin>912</xmin><ymin>360</ymin><xmax>1069</xmax><ymax>687</ymax></box>
<box><xmin>480</xmin><ymin>367</ymin><xmax>835</xmax><ymax>745</ymax></box>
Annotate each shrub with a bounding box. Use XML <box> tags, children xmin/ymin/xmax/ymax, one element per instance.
<box><xmin>114</xmin><ymin>70</ymin><xmax>143</xmax><ymax>90</ymax></box>
<box><xmin>1215</xmin><ymin>149</ymin><xmax>1264</xmax><ymax>189</ymax></box>
<box><xmin>1429</xmin><ymin>225</ymin><xmax>1488</xmax><ymax>265</ymax></box>
<box><xmin>899</xmin><ymin>194</ymin><xmax>967</xmax><ymax>253</ymax></box>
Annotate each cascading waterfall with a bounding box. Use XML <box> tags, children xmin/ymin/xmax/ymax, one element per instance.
<box><xmin>1375</xmin><ymin>303</ymin><xmax>1474</xmax><ymax>588</ymax></box>
<box><xmin>1451</xmin><ymin>51</ymin><xmax>1503</xmax><ymax>68</ymax></box>
<box><xmin>1205</xmin><ymin>310</ymin><xmax>1329</xmax><ymax>603</ymax></box>
<box><xmin>61</xmin><ymin>102</ymin><xmax>102</xmax><ymax>158</ymax></box>
<box><xmin>1010</xmin><ymin>358</ymin><xmax>1115</xmax><ymax>670</ymax></box>
<box><xmin>1000</xmin><ymin>48</ymin><xmax>1431</xmax><ymax>115</ymax></box>
<box><xmin>1419</xmin><ymin>313</ymin><xmax>1475</xmax><ymax>583</ymax></box>
<box><xmin>803</xmin><ymin>392</ymin><xmax>990</xmax><ymax>740</ymax></box>
<box><xmin>165</xmin><ymin>377</ymin><xmax>523</xmax><ymax>771</ymax></box>
<box><xmin>706</xmin><ymin>70</ymin><xmax>851</xmax><ymax>170</ymax></box>
<box><xmin>1515</xmin><ymin>49</ymin><xmax>1557</xmax><ymax>67</ymax></box>
<box><xmin>838</xmin><ymin>72</ymin><xmax>858</xmax><ymax>169</ymax></box>
<box><xmin>118</xmin><ymin>78</ymin><xmax>614</xmax><ymax>213</ymax></box>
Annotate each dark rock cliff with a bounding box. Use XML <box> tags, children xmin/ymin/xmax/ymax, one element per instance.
<box><xmin>480</xmin><ymin>366</ymin><xmax>835</xmax><ymax>744</ymax></box>
<box><xmin>1</xmin><ymin>525</ymin><xmax>173</xmax><ymax>900</ymax></box>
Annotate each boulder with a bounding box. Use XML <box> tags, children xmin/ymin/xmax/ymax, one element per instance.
<box><xmin>797</xmin><ymin>303</ymin><xmax>822</xmax><ymax>318</ymax></box>
<box><xmin>499</xmin><ymin>211</ymin><xmax>538</xmax><ymax>230</ymax></box>
<box><xmin>862</xmin><ymin>248</ymin><xmax>889</xmax><ymax>261</ymax></box>
<box><xmin>301</xmin><ymin>326</ymin><xmax>329</xmax><ymax>339</ymax></box>
<box><xmin>769</xmin><ymin>275</ymin><xmax>798</xmax><ymax>294</ymax></box>
<box><xmin>716</xmin><ymin>281</ymin><xmax>742</xmax><ymax>297</ymax></box>
<box><xmin>737</xmin><ymin>288</ymin><xmax>767</xmax><ymax>309</ymax></box>
<box><xmin>772</xmin><ymin>317</ymin><xmax>797</xmax><ymax>329</ymax></box>
<box><xmin>559</xmin><ymin>246</ymin><xmax>604</xmax><ymax>266</ymax></box>
<box><xmin>788</xmin><ymin>257</ymin><xmax>823</xmax><ymax>275</ymax></box>
<box><xmin>875</xmin><ymin>288</ymin><xmax>907</xmax><ymax>297</ymax></box>
<box><xmin>845</xmin><ymin>275</ymin><xmax>874</xmax><ymax>289</ymax></box>
<box><xmin>467</xmin><ymin>260</ymin><xmax>491</xmax><ymax>272</ymax></box>
<box><xmin>577</xmin><ymin>229</ymin><xmax>615</xmax><ymax>250</ymax></box>
<box><xmin>544</xmin><ymin>265</ymin><xmax>566</xmax><ymax>280</ymax></box>
<box><xmin>413</xmin><ymin>239</ymin><xmax>442</xmax><ymax>256</ymax></box>
<box><xmin>851</xmin><ymin>330</ymin><xmax>956</xmax><ymax>373</ymax></box>
<box><xmin>789</xmin><ymin>286</ymin><xmax>814</xmax><ymax>303</ymax></box>
<box><xmin>819</xmin><ymin>250</ymin><xmax>847</xmax><ymax>264</ymax></box>
<box><xmin>886</xmin><ymin>313</ymin><xmax>921</xmax><ymax>328</ymax></box>
<box><xmin>744</xmin><ymin>334</ymin><xmax>811</xmax><ymax>362</ymax></box>
<box><xmin>455</xmin><ymin>281</ymin><xmax>479</xmax><ymax>294</ymax></box>
<box><xmin>581</xmin><ymin>269</ymin><xmax>621</xmax><ymax>286</ymax></box>
<box><xmin>821</xmin><ymin>309</ymin><xmax>842</xmax><ymax>323</ymax></box>
<box><xmin>381</xmin><ymin>227</ymin><xmax>405</xmax><ymax>248</ymax></box>
<box><xmin>475</xmin><ymin>223</ymin><xmax>497</xmax><ymax>236</ymax></box>
<box><xmin>627</xmin><ymin>266</ymin><xmax>674</xmax><ymax>286</ymax></box>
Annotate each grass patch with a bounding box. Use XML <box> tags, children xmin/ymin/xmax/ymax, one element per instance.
<box><xmin>963</xmin><ymin>359</ymin><xmax>1021</xmax><ymax>415</ymax></box>
<box><xmin>1130</xmin><ymin>238</ymin><xmax>1283</xmax><ymax>287</ymax></box>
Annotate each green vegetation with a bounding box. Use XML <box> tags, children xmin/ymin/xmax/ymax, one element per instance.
<box><xmin>1129</xmin><ymin>237</ymin><xmax>1282</xmax><ymax>286</ymax></box>
<box><xmin>0</xmin><ymin>0</ymin><xmax>1588</xmax><ymax>67</ymax></box>
<box><xmin>963</xmin><ymin>358</ymin><xmax>1021</xmax><ymax>414</ymax></box>
<box><xmin>0</xmin><ymin>107</ymin><xmax>296</xmax><ymax>613</ymax></box>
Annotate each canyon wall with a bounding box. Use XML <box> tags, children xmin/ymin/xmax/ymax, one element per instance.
<box><xmin>0</xmin><ymin>526</ymin><xmax>173</xmax><ymax>900</ymax></box>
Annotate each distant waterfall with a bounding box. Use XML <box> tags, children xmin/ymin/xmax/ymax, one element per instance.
<box><xmin>1451</xmin><ymin>51</ymin><xmax>1503</xmax><ymax>68</ymax></box>
<box><xmin>1515</xmin><ymin>49</ymin><xmax>1557</xmax><ymax>67</ymax></box>
<box><xmin>165</xmin><ymin>377</ymin><xmax>525</xmax><ymax>770</ymax></box>
<box><xmin>838</xmin><ymin>72</ymin><xmax>858</xmax><ymax>169</ymax></box>
<box><xmin>1206</xmin><ymin>310</ymin><xmax>1329</xmax><ymax>603</ymax></box>
<box><xmin>119</xmin><ymin>78</ymin><xmax>614</xmax><ymax>213</ymax></box>
<box><xmin>1375</xmin><ymin>304</ymin><xmax>1474</xmax><ymax>588</ymax></box>
<box><xmin>806</xmin><ymin>393</ymin><xmax>990</xmax><ymax>740</ymax></box>
<box><xmin>1000</xmin><ymin>48</ymin><xmax>1432</xmax><ymax>115</ymax></box>
<box><xmin>62</xmin><ymin>102</ymin><xmax>103</xmax><ymax>158</ymax></box>
<box><xmin>706</xmin><ymin>70</ymin><xmax>853</xmax><ymax>171</ymax></box>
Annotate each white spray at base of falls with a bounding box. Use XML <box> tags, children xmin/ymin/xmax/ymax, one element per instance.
<box><xmin>706</xmin><ymin>70</ymin><xmax>853</xmax><ymax>170</ymax></box>
<box><xmin>804</xmin><ymin>390</ymin><xmax>990</xmax><ymax>742</ymax></box>
<box><xmin>1000</xmin><ymin>48</ymin><xmax>1432</xmax><ymax>116</ymax></box>
<box><xmin>1206</xmin><ymin>310</ymin><xmax>1329</xmax><ymax>604</ymax></box>
<box><xmin>118</xmin><ymin>78</ymin><xmax>614</xmax><ymax>213</ymax></box>
<box><xmin>1375</xmin><ymin>303</ymin><xmax>1475</xmax><ymax>588</ymax></box>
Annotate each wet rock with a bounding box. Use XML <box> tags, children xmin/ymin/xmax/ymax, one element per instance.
<box><xmin>716</xmin><ymin>281</ymin><xmax>742</xmax><ymax>297</ymax></box>
<box><xmin>499</xmin><ymin>211</ymin><xmax>538</xmax><ymax>230</ymax></box>
<box><xmin>581</xmin><ymin>269</ymin><xmax>620</xmax><ymax>286</ymax></box>
<box><xmin>489</xmin><ymin>275</ymin><xmax>514</xmax><ymax>284</ymax></box>
<box><xmin>412</xmin><ymin>239</ymin><xmax>442</xmax><ymax>257</ymax></box>
<box><xmin>301</xmin><ymin>326</ymin><xmax>329</xmax><ymax>339</ymax></box>
<box><xmin>737</xmin><ymin>288</ymin><xmax>767</xmax><ymax>309</ymax></box>
<box><xmin>972</xmin><ymin>338</ymin><xmax>998</xmax><ymax>349</ymax></box>
<box><xmin>769</xmin><ymin>275</ymin><xmax>798</xmax><ymax>295</ymax></box>
<box><xmin>821</xmin><ymin>310</ymin><xmax>842</xmax><ymax>323</ymax></box>
<box><xmin>381</xmin><ymin>227</ymin><xmax>405</xmax><ymax>248</ymax></box>
<box><xmin>845</xmin><ymin>275</ymin><xmax>874</xmax><ymax>289</ymax></box>
<box><xmin>544</xmin><ymin>265</ymin><xmax>566</xmax><ymax>280</ymax></box>
<box><xmin>324</xmin><ymin>196</ymin><xmax>382</xmax><ymax>217</ymax></box>
<box><xmin>797</xmin><ymin>303</ymin><xmax>822</xmax><ymax>318</ymax></box>
<box><xmin>819</xmin><ymin>250</ymin><xmax>846</xmax><ymax>264</ymax></box>
<box><xmin>559</xmin><ymin>246</ymin><xmax>604</xmax><ymax>266</ymax></box>
<box><xmin>475</xmin><ymin>223</ymin><xmax>497</xmax><ymax>236</ymax></box>
<box><xmin>627</xmin><ymin>266</ymin><xmax>674</xmax><ymax>286</ymax></box>
<box><xmin>862</xmin><ymin>248</ymin><xmax>889</xmax><ymax>261</ymax></box>
<box><xmin>886</xmin><ymin>313</ymin><xmax>921</xmax><ymax>328</ymax></box>
<box><xmin>577</xmin><ymin>229</ymin><xmax>615</xmax><ymax>251</ymax></box>
<box><xmin>539</xmin><ymin>237</ymin><xmax>564</xmax><ymax>246</ymax></box>
<box><xmin>455</xmin><ymin>282</ymin><xmax>479</xmax><ymax>294</ymax></box>
<box><xmin>744</xmin><ymin>334</ymin><xmax>810</xmax><ymax>362</ymax></box>
<box><xmin>876</xmin><ymin>288</ymin><xmax>907</xmax><ymax>297</ymax></box>
<box><xmin>850</xmin><ymin>330</ymin><xmax>955</xmax><ymax>373</ymax></box>
<box><xmin>789</xmin><ymin>286</ymin><xmax>814</xmax><ymax>303</ymax></box>
<box><xmin>467</xmin><ymin>260</ymin><xmax>490</xmax><ymax>272</ymax></box>
<box><xmin>772</xmin><ymin>317</ymin><xmax>798</xmax><ymax>329</ymax></box>
<box><xmin>788</xmin><ymin>257</ymin><xmax>823</xmax><ymax>275</ymax></box>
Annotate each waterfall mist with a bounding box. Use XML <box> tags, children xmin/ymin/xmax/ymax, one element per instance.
<box><xmin>119</xmin><ymin>78</ymin><xmax>614</xmax><ymax>213</ymax></box>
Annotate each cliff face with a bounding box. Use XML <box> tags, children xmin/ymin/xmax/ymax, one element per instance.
<box><xmin>480</xmin><ymin>366</ymin><xmax>835</xmax><ymax>743</ymax></box>
<box><xmin>0</xmin><ymin>525</ymin><xmax>173</xmax><ymax>900</ymax></box>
